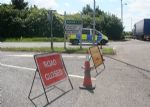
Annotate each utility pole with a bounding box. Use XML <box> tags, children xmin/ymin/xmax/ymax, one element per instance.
<box><xmin>121</xmin><ymin>0</ymin><xmax>123</xmax><ymax>23</ymax></box>
<box><xmin>131</xmin><ymin>17</ymin><xmax>132</xmax><ymax>32</ymax></box>
<box><xmin>50</xmin><ymin>10</ymin><xmax>54</xmax><ymax>51</ymax></box>
<box><xmin>93</xmin><ymin>0</ymin><xmax>96</xmax><ymax>45</ymax></box>
<box><xmin>48</xmin><ymin>10</ymin><xmax>56</xmax><ymax>51</ymax></box>
<box><xmin>121</xmin><ymin>0</ymin><xmax>127</xmax><ymax>25</ymax></box>
<box><xmin>64</xmin><ymin>11</ymin><xmax>67</xmax><ymax>50</ymax></box>
<box><xmin>80</xmin><ymin>12</ymin><xmax>83</xmax><ymax>49</ymax></box>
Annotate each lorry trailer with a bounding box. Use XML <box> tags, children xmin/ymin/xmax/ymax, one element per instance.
<box><xmin>133</xmin><ymin>19</ymin><xmax>150</xmax><ymax>40</ymax></box>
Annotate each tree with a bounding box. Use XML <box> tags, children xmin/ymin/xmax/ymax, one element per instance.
<box><xmin>11</xmin><ymin>0</ymin><xmax>28</xmax><ymax>10</ymax></box>
<box><xmin>102</xmin><ymin>14</ymin><xmax>123</xmax><ymax>40</ymax></box>
<box><xmin>82</xmin><ymin>4</ymin><xmax>93</xmax><ymax>16</ymax></box>
<box><xmin>82</xmin><ymin>5</ymin><xmax>123</xmax><ymax>40</ymax></box>
<box><xmin>0</xmin><ymin>3</ymin><xmax>123</xmax><ymax>40</ymax></box>
<box><xmin>0</xmin><ymin>4</ymin><xmax>26</xmax><ymax>38</ymax></box>
<box><xmin>95</xmin><ymin>6</ymin><xmax>104</xmax><ymax>17</ymax></box>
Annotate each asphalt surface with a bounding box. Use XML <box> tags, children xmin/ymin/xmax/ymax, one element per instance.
<box><xmin>0</xmin><ymin>39</ymin><xmax>150</xmax><ymax>107</ymax></box>
<box><xmin>0</xmin><ymin>42</ymin><xmax>91</xmax><ymax>48</ymax></box>
<box><xmin>0</xmin><ymin>42</ymin><xmax>108</xmax><ymax>48</ymax></box>
<box><xmin>108</xmin><ymin>39</ymin><xmax>150</xmax><ymax>77</ymax></box>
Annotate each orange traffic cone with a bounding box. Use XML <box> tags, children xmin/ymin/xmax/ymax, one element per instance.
<box><xmin>79</xmin><ymin>59</ymin><xmax>95</xmax><ymax>90</ymax></box>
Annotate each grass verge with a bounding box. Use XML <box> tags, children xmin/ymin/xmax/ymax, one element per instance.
<box><xmin>0</xmin><ymin>47</ymin><xmax>115</xmax><ymax>55</ymax></box>
<box><xmin>102</xmin><ymin>47</ymin><xmax>115</xmax><ymax>55</ymax></box>
<box><xmin>4</xmin><ymin>37</ymin><xmax>64</xmax><ymax>42</ymax></box>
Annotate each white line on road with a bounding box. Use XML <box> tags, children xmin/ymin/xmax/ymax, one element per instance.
<box><xmin>0</xmin><ymin>62</ymin><xmax>35</xmax><ymax>71</ymax></box>
<box><xmin>69</xmin><ymin>74</ymin><xmax>96</xmax><ymax>80</ymax></box>
<box><xmin>5</xmin><ymin>54</ymin><xmax>86</xmax><ymax>59</ymax></box>
<box><xmin>0</xmin><ymin>62</ymin><xmax>96</xmax><ymax>80</ymax></box>
<box><xmin>6</xmin><ymin>54</ymin><xmax>33</xmax><ymax>57</ymax></box>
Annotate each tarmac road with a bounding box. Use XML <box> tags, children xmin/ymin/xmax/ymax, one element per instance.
<box><xmin>0</xmin><ymin>42</ymin><xmax>92</xmax><ymax>48</ymax></box>
<box><xmin>107</xmin><ymin>39</ymin><xmax>150</xmax><ymax>77</ymax></box>
<box><xmin>0</xmin><ymin>39</ymin><xmax>150</xmax><ymax>107</ymax></box>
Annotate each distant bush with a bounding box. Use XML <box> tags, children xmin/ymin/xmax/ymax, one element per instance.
<box><xmin>0</xmin><ymin>3</ymin><xmax>123</xmax><ymax>41</ymax></box>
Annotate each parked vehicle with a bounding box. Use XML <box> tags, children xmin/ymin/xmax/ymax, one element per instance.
<box><xmin>68</xmin><ymin>28</ymin><xmax>108</xmax><ymax>45</ymax></box>
<box><xmin>133</xmin><ymin>19</ymin><xmax>150</xmax><ymax>40</ymax></box>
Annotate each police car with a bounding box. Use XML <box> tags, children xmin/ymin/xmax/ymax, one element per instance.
<box><xmin>68</xmin><ymin>28</ymin><xmax>108</xmax><ymax>45</ymax></box>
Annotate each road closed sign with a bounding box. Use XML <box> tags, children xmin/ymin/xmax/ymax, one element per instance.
<box><xmin>34</xmin><ymin>53</ymin><xmax>67</xmax><ymax>87</ymax></box>
<box><xmin>89</xmin><ymin>46</ymin><xmax>103</xmax><ymax>68</ymax></box>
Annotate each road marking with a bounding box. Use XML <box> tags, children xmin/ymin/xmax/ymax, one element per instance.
<box><xmin>0</xmin><ymin>62</ymin><xmax>96</xmax><ymax>80</ymax></box>
<box><xmin>63</xmin><ymin>55</ymin><xmax>85</xmax><ymax>59</ymax></box>
<box><xmin>0</xmin><ymin>62</ymin><xmax>35</xmax><ymax>71</ymax></box>
<box><xmin>6</xmin><ymin>54</ymin><xmax>33</xmax><ymax>57</ymax></box>
<box><xmin>5</xmin><ymin>54</ymin><xmax>86</xmax><ymax>59</ymax></box>
<box><xmin>69</xmin><ymin>74</ymin><xmax>96</xmax><ymax>80</ymax></box>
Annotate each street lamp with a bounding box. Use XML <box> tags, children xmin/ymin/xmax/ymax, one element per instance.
<box><xmin>121</xmin><ymin>0</ymin><xmax>127</xmax><ymax>24</ymax></box>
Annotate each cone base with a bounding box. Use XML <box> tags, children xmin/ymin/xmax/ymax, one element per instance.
<box><xmin>79</xmin><ymin>85</ymin><xmax>95</xmax><ymax>90</ymax></box>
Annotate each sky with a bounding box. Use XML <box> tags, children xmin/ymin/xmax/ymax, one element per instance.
<box><xmin>1</xmin><ymin>0</ymin><xmax>150</xmax><ymax>31</ymax></box>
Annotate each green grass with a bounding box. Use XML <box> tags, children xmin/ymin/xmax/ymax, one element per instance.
<box><xmin>102</xmin><ymin>47</ymin><xmax>115</xmax><ymax>55</ymax></box>
<box><xmin>0</xmin><ymin>47</ymin><xmax>115</xmax><ymax>55</ymax></box>
<box><xmin>4</xmin><ymin>37</ymin><xmax>64</xmax><ymax>42</ymax></box>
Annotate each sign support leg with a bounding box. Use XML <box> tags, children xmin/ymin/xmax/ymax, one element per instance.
<box><xmin>94</xmin><ymin>65</ymin><xmax>98</xmax><ymax>74</ymax></box>
<box><xmin>28</xmin><ymin>69</ymin><xmax>50</xmax><ymax>107</ymax></box>
<box><xmin>38</xmin><ymin>70</ymin><xmax>49</xmax><ymax>105</ymax></box>
<box><xmin>62</xmin><ymin>57</ymin><xmax>73</xmax><ymax>90</ymax></box>
<box><xmin>103</xmin><ymin>63</ymin><xmax>106</xmax><ymax>69</ymax></box>
<box><xmin>28</xmin><ymin>69</ymin><xmax>38</xmax><ymax>106</ymax></box>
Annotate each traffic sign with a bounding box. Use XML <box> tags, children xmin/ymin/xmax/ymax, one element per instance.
<box><xmin>89</xmin><ymin>46</ymin><xmax>103</xmax><ymax>68</ymax></box>
<box><xmin>66</xmin><ymin>20</ymin><xmax>82</xmax><ymax>24</ymax></box>
<box><xmin>34</xmin><ymin>53</ymin><xmax>67</xmax><ymax>87</ymax></box>
<box><xmin>29</xmin><ymin>53</ymin><xmax>73</xmax><ymax>107</ymax></box>
<box><xmin>65</xmin><ymin>30</ymin><xmax>81</xmax><ymax>34</ymax></box>
<box><xmin>65</xmin><ymin>20</ymin><xmax>82</xmax><ymax>34</ymax></box>
<box><xmin>89</xmin><ymin>46</ymin><xmax>105</xmax><ymax>76</ymax></box>
<box><xmin>65</xmin><ymin>25</ymin><xmax>82</xmax><ymax>31</ymax></box>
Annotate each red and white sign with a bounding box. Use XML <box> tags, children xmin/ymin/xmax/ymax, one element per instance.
<box><xmin>34</xmin><ymin>53</ymin><xmax>67</xmax><ymax>87</ymax></box>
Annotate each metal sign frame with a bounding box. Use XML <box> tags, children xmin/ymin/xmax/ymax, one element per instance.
<box><xmin>28</xmin><ymin>53</ymin><xmax>73</xmax><ymax>107</ymax></box>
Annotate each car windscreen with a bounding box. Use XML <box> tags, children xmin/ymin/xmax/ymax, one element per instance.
<box><xmin>82</xmin><ymin>29</ymin><xmax>90</xmax><ymax>34</ymax></box>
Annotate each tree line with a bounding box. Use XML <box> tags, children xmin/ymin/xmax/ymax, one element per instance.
<box><xmin>0</xmin><ymin>0</ymin><xmax>124</xmax><ymax>41</ymax></box>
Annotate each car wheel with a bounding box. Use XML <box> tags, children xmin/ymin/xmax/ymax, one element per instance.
<box><xmin>99</xmin><ymin>39</ymin><xmax>107</xmax><ymax>45</ymax></box>
<box><xmin>72</xmin><ymin>39</ymin><xmax>79</xmax><ymax>45</ymax></box>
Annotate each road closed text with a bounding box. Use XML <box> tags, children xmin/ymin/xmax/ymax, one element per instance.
<box><xmin>45</xmin><ymin>69</ymin><xmax>63</xmax><ymax>80</ymax></box>
<box><xmin>43</xmin><ymin>59</ymin><xmax>57</xmax><ymax>68</ymax></box>
<box><xmin>35</xmin><ymin>53</ymin><xmax>67</xmax><ymax>87</ymax></box>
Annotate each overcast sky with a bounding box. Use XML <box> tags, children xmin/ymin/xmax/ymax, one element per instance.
<box><xmin>1</xmin><ymin>0</ymin><xmax>150</xmax><ymax>31</ymax></box>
